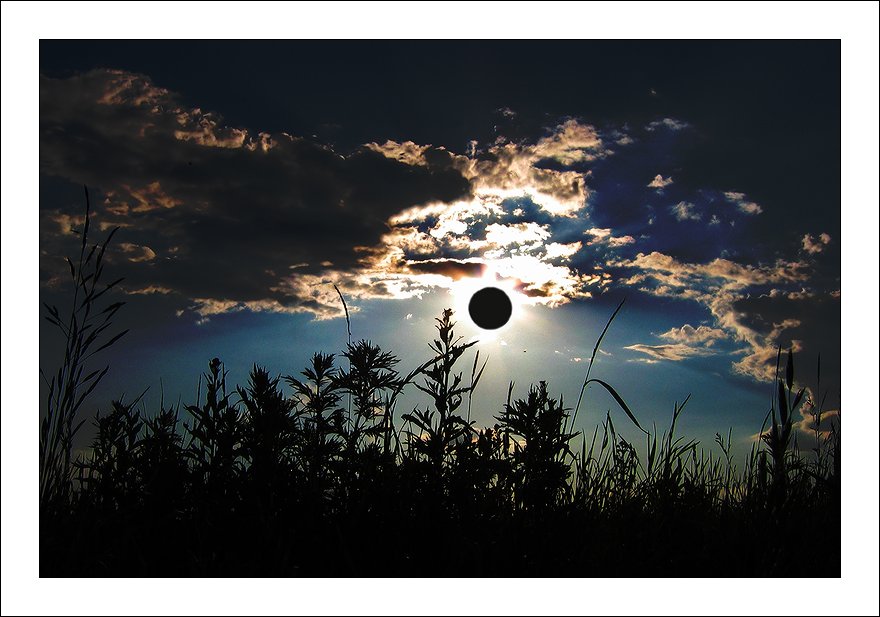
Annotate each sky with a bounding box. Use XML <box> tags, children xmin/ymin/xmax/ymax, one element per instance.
<box><xmin>3</xmin><ymin>1</ymin><xmax>877</xmax><ymax>614</ymax></box>
<box><xmin>38</xmin><ymin>40</ymin><xmax>842</xmax><ymax>455</ymax></box>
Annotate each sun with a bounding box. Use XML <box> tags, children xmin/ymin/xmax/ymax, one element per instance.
<box><xmin>451</xmin><ymin>269</ymin><xmax>529</xmax><ymax>333</ymax></box>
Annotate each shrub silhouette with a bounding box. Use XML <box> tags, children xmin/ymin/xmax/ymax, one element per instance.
<box><xmin>239</xmin><ymin>365</ymin><xmax>296</xmax><ymax>491</ymax></box>
<box><xmin>285</xmin><ymin>352</ymin><xmax>344</xmax><ymax>511</ymax></box>
<box><xmin>499</xmin><ymin>381</ymin><xmax>577</xmax><ymax>512</ymax></box>
<box><xmin>184</xmin><ymin>358</ymin><xmax>244</xmax><ymax>501</ymax></box>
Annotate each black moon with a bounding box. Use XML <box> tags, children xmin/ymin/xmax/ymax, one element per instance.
<box><xmin>468</xmin><ymin>287</ymin><xmax>513</xmax><ymax>330</ymax></box>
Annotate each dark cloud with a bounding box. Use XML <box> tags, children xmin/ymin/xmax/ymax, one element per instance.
<box><xmin>40</xmin><ymin>70</ymin><xmax>471</xmax><ymax>310</ymax></box>
<box><xmin>407</xmin><ymin>259</ymin><xmax>486</xmax><ymax>280</ymax></box>
<box><xmin>731</xmin><ymin>292</ymin><xmax>841</xmax><ymax>395</ymax></box>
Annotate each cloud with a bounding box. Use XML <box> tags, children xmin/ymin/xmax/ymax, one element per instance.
<box><xmin>626</xmin><ymin>323</ymin><xmax>728</xmax><ymax>364</ymax></box>
<box><xmin>801</xmin><ymin>232</ymin><xmax>832</xmax><ymax>254</ymax></box>
<box><xmin>670</xmin><ymin>201</ymin><xmax>701</xmax><ymax>222</ymax></box>
<box><xmin>729</xmin><ymin>319</ymin><xmax>802</xmax><ymax>381</ymax></box>
<box><xmin>794</xmin><ymin>401</ymin><xmax>840</xmax><ymax>440</ymax></box>
<box><xmin>406</xmin><ymin>259</ymin><xmax>486</xmax><ymax>280</ymax></box>
<box><xmin>647</xmin><ymin>174</ymin><xmax>673</xmax><ymax>189</ymax></box>
<box><xmin>658</xmin><ymin>324</ymin><xmax>727</xmax><ymax>346</ymax></box>
<box><xmin>128</xmin><ymin>285</ymin><xmax>174</xmax><ymax>296</ymax></box>
<box><xmin>345</xmin><ymin>123</ymin><xmax>635</xmax><ymax>309</ymax></box>
<box><xmin>615</xmin><ymin>251</ymin><xmax>808</xmax><ymax>292</ymax></box>
<box><xmin>624</xmin><ymin>343</ymin><xmax>713</xmax><ymax>362</ymax></box>
<box><xmin>544</xmin><ymin>241</ymin><xmax>583</xmax><ymax>261</ymax></box>
<box><xmin>723</xmin><ymin>191</ymin><xmax>763</xmax><ymax>215</ymax></box>
<box><xmin>350</xmin><ymin>191</ymin><xmax>609</xmax><ymax>307</ymax></box>
<box><xmin>41</xmin><ymin>71</ymin><xmax>636</xmax><ymax>319</ymax></box>
<box><xmin>39</xmin><ymin>65</ymin><xmax>836</xmax><ymax>389</ymax></box>
<box><xmin>117</xmin><ymin>242</ymin><xmax>157</xmax><ymax>263</ymax></box>
<box><xmin>531</xmin><ymin>119</ymin><xmax>605</xmax><ymax>165</ymax></box>
<box><xmin>484</xmin><ymin>222</ymin><xmax>550</xmax><ymax>248</ymax></box>
<box><xmin>40</xmin><ymin>70</ymin><xmax>473</xmax><ymax>318</ymax></box>
<box><xmin>611</xmin><ymin>251</ymin><xmax>815</xmax><ymax>380</ymax></box>
<box><xmin>584</xmin><ymin>228</ymin><xmax>636</xmax><ymax>247</ymax></box>
<box><xmin>365</xmin><ymin>140</ymin><xmax>431</xmax><ymax>167</ymax></box>
<box><xmin>372</xmin><ymin>119</ymin><xmax>612</xmax><ymax>218</ymax></box>
<box><xmin>750</xmin><ymin>400</ymin><xmax>840</xmax><ymax>446</ymax></box>
<box><xmin>645</xmin><ymin>118</ymin><xmax>690</xmax><ymax>132</ymax></box>
<box><xmin>787</xmin><ymin>288</ymin><xmax>815</xmax><ymax>300</ymax></box>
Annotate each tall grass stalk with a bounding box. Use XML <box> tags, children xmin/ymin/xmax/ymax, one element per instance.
<box><xmin>40</xmin><ymin>187</ymin><xmax>126</xmax><ymax>510</ymax></box>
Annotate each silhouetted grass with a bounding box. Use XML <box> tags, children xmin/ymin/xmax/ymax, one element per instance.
<box><xmin>39</xmin><ymin>200</ymin><xmax>840</xmax><ymax>578</ymax></box>
<box><xmin>40</xmin><ymin>186</ymin><xmax>127</xmax><ymax>514</ymax></box>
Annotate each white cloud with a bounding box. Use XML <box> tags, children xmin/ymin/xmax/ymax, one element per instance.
<box><xmin>608</xmin><ymin>235</ymin><xmax>636</xmax><ymax>247</ymax></box>
<box><xmin>671</xmin><ymin>201</ymin><xmax>701</xmax><ymax>222</ymax></box>
<box><xmin>544</xmin><ymin>241</ymin><xmax>583</xmax><ymax>261</ymax></box>
<box><xmin>723</xmin><ymin>191</ymin><xmax>763</xmax><ymax>215</ymax></box>
<box><xmin>624</xmin><ymin>343</ymin><xmax>713</xmax><ymax>362</ymax></box>
<box><xmin>658</xmin><ymin>324</ymin><xmax>727</xmax><ymax>346</ymax></box>
<box><xmin>794</xmin><ymin>399</ymin><xmax>840</xmax><ymax>440</ymax></box>
<box><xmin>626</xmin><ymin>323</ymin><xmax>728</xmax><ymax>364</ymax></box>
<box><xmin>374</xmin><ymin>119</ymin><xmax>613</xmax><ymax>218</ymax></box>
<box><xmin>647</xmin><ymin>174</ymin><xmax>673</xmax><ymax>189</ymax></box>
<box><xmin>613</xmin><ymin>251</ymin><xmax>811</xmax><ymax>380</ymax></box>
<box><xmin>802</xmin><ymin>232</ymin><xmax>832</xmax><ymax>254</ymax></box>
<box><xmin>484</xmin><ymin>222</ymin><xmax>550</xmax><ymax>248</ymax></box>
<box><xmin>531</xmin><ymin>119</ymin><xmax>605</xmax><ymax>165</ymax></box>
<box><xmin>585</xmin><ymin>227</ymin><xmax>636</xmax><ymax>247</ymax></box>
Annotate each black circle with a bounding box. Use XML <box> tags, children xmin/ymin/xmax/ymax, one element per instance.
<box><xmin>468</xmin><ymin>287</ymin><xmax>513</xmax><ymax>330</ymax></box>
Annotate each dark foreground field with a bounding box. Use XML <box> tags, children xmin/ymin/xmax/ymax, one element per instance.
<box><xmin>40</xmin><ymin>316</ymin><xmax>839</xmax><ymax>577</ymax></box>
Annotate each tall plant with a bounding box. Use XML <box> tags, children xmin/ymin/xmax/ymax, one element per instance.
<box><xmin>40</xmin><ymin>187</ymin><xmax>127</xmax><ymax>510</ymax></box>
<box><xmin>334</xmin><ymin>339</ymin><xmax>415</xmax><ymax>457</ymax></box>
<box><xmin>760</xmin><ymin>347</ymin><xmax>806</xmax><ymax>502</ymax></box>
<box><xmin>403</xmin><ymin>309</ymin><xmax>484</xmax><ymax>471</ymax></box>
